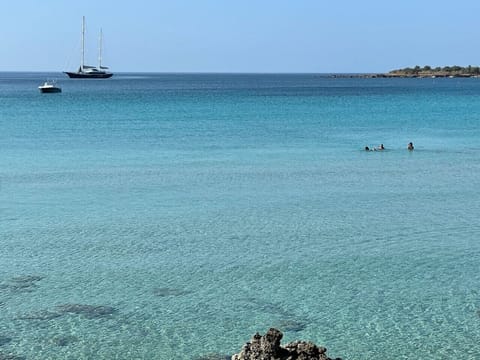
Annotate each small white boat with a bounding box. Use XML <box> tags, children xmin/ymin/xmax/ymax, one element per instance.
<box><xmin>38</xmin><ymin>81</ymin><xmax>62</xmax><ymax>93</ymax></box>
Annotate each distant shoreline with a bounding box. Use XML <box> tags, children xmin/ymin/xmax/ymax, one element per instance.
<box><xmin>1</xmin><ymin>70</ymin><xmax>480</xmax><ymax>78</ymax></box>
<box><xmin>330</xmin><ymin>73</ymin><xmax>480</xmax><ymax>79</ymax></box>
<box><xmin>332</xmin><ymin>65</ymin><xmax>480</xmax><ymax>79</ymax></box>
<box><xmin>331</xmin><ymin>73</ymin><xmax>480</xmax><ymax>79</ymax></box>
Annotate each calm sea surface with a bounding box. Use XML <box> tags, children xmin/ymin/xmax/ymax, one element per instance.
<box><xmin>1</xmin><ymin>73</ymin><xmax>480</xmax><ymax>359</ymax></box>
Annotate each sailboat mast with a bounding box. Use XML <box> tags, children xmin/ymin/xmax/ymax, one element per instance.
<box><xmin>81</xmin><ymin>16</ymin><xmax>85</xmax><ymax>71</ymax></box>
<box><xmin>98</xmin><ymin>28</ymin><xmax>103</xmax><ymax>69</ymax></box>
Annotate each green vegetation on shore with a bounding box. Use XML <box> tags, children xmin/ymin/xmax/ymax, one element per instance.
<box><xmin>330</xmin><ymin>65</ymin><xmax>480</xmax><ymax>78</ymax></box>
<box><xmin>389</xmin><ymin>65</ymin><xmax>480</xmax><ymax>77</ymax></box>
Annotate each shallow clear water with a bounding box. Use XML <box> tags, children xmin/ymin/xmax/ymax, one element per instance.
<box><xmin>1</xmin><ymin>73</ymin><xmax>480</xmax><ymax>359</ymax></box>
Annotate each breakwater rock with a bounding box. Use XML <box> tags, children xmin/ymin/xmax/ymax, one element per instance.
<box><xmin>231</xmin><ymin>328</ymin><xmax>341</xmax><ymax>360</ymax></box>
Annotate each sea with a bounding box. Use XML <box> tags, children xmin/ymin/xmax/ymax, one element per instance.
<box><xmin>1</xmin><ymin>72</ymin><xmax>480</xmax><ymax>360</ymax></box>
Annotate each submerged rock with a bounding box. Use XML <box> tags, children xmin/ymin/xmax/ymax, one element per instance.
<box><xmin>0</xmin><ymin>275</ymin><xmax>44</xmax><ymax>294</ymax></box>
<box><xmin>16</xmin><ymin>304</ymin><xmax>117</xmax><ymax>322</ymax></box>
<box><xmin>10</xmin><ymin>275</ymin><xmax>44</xmax><ymax>284</ymax></box>
<box><xmin>231</xmin><ymin>328</ymin><xmax>341</xmax><ymax>360</ymax></box>
<box><xmin>0</xmin><ymin>336</ymin><xmax>12</xmax><ymax>346</ymax></box>
<box><xmin>0</xmin><ymin>353</ymin><xmax>26</xmax><ymax>360</ymax></box>
<box><xmin>194</xmin><ymin>354</ymin><xmax>231</xmax><ymax>360</ymax></box>
<box><xmin>15</xmin><ymin>310</ymin><xmax>62</xmax><ymax>321</ymax></box>
<box><xmin>153</xmin><ymin>287</ymin><xmax>192</xmax><ymax>297</ymax></box>
<box><xmin>55</xmin><ymin>304</ymin><xmax>117</xmax><ymax>318</ymax></box>
<box><xmin>277</xmin><ymin>319</ymin><xmax>307</xmax><ymax>333</ymax></box>
<box><xmin>51</xmin><ymin>335</ymin><xmax>78</xmax><ymax>347</ymax></box>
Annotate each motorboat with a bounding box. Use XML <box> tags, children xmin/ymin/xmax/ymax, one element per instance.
<box><xmin>38</xmin><ymin>81</ymin><xmax>61</xmax><ymax>93</ymax></box>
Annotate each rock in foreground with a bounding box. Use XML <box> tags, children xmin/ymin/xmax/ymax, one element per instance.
<box><xmin>231</xmin><ymin>328</ymin><xmax>341</xmax><ymax>360</ymax></box>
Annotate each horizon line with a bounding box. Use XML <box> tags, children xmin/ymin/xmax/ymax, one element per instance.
<box><xmin>0</xmin><ymin>70</ymin><xmax>384</xmax><ymax>75</ymax></box>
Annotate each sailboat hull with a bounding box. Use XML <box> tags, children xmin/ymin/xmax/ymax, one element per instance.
<box><xmin>64</xmin><ymin>71</ymin><xmax>113</xmax><ymax>79</ymax></box>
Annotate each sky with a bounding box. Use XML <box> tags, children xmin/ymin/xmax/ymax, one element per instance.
<box><xmin>2</xmin><ymin>0</ymin><xmax>480</xmax><ymax>73</ymax></box>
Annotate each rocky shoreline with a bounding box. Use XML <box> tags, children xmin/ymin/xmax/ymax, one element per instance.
<box><xmin>330</xmin><ymin>72</ymin><xmax>480</xmax><ymax>78</ymax></box>
<box><xmin>231</xmin><ymin>328</ymin><xmax>341</xmax><ymax>360</ymax></box>
<box><xmin>331</xmin><ymin>65</ymin><xmax>480</xmax><ymax>78</ymax></box>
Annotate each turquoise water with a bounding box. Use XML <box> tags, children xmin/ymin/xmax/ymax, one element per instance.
<box><xmin>1</xmin><ymin>73</ymin><xmax>480</xmax><ymax>359</ymax></box>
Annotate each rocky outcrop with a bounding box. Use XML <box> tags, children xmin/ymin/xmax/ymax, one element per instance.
<box><xmin>231</xmin><ymin>328</ymin><xmax>341</xmax><ymax>360</ymax></box>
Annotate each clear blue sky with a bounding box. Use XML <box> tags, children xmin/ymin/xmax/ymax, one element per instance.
<box><xmin>2</xmin><ymin>0</ymin><xmax>480</xmax><ymax>73</ymax></box>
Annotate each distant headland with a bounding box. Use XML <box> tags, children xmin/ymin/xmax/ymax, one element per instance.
<box><xmin>331</xmin><ymin>65</ymin><xmax>480</xmax><ymax>78</ymax></box>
